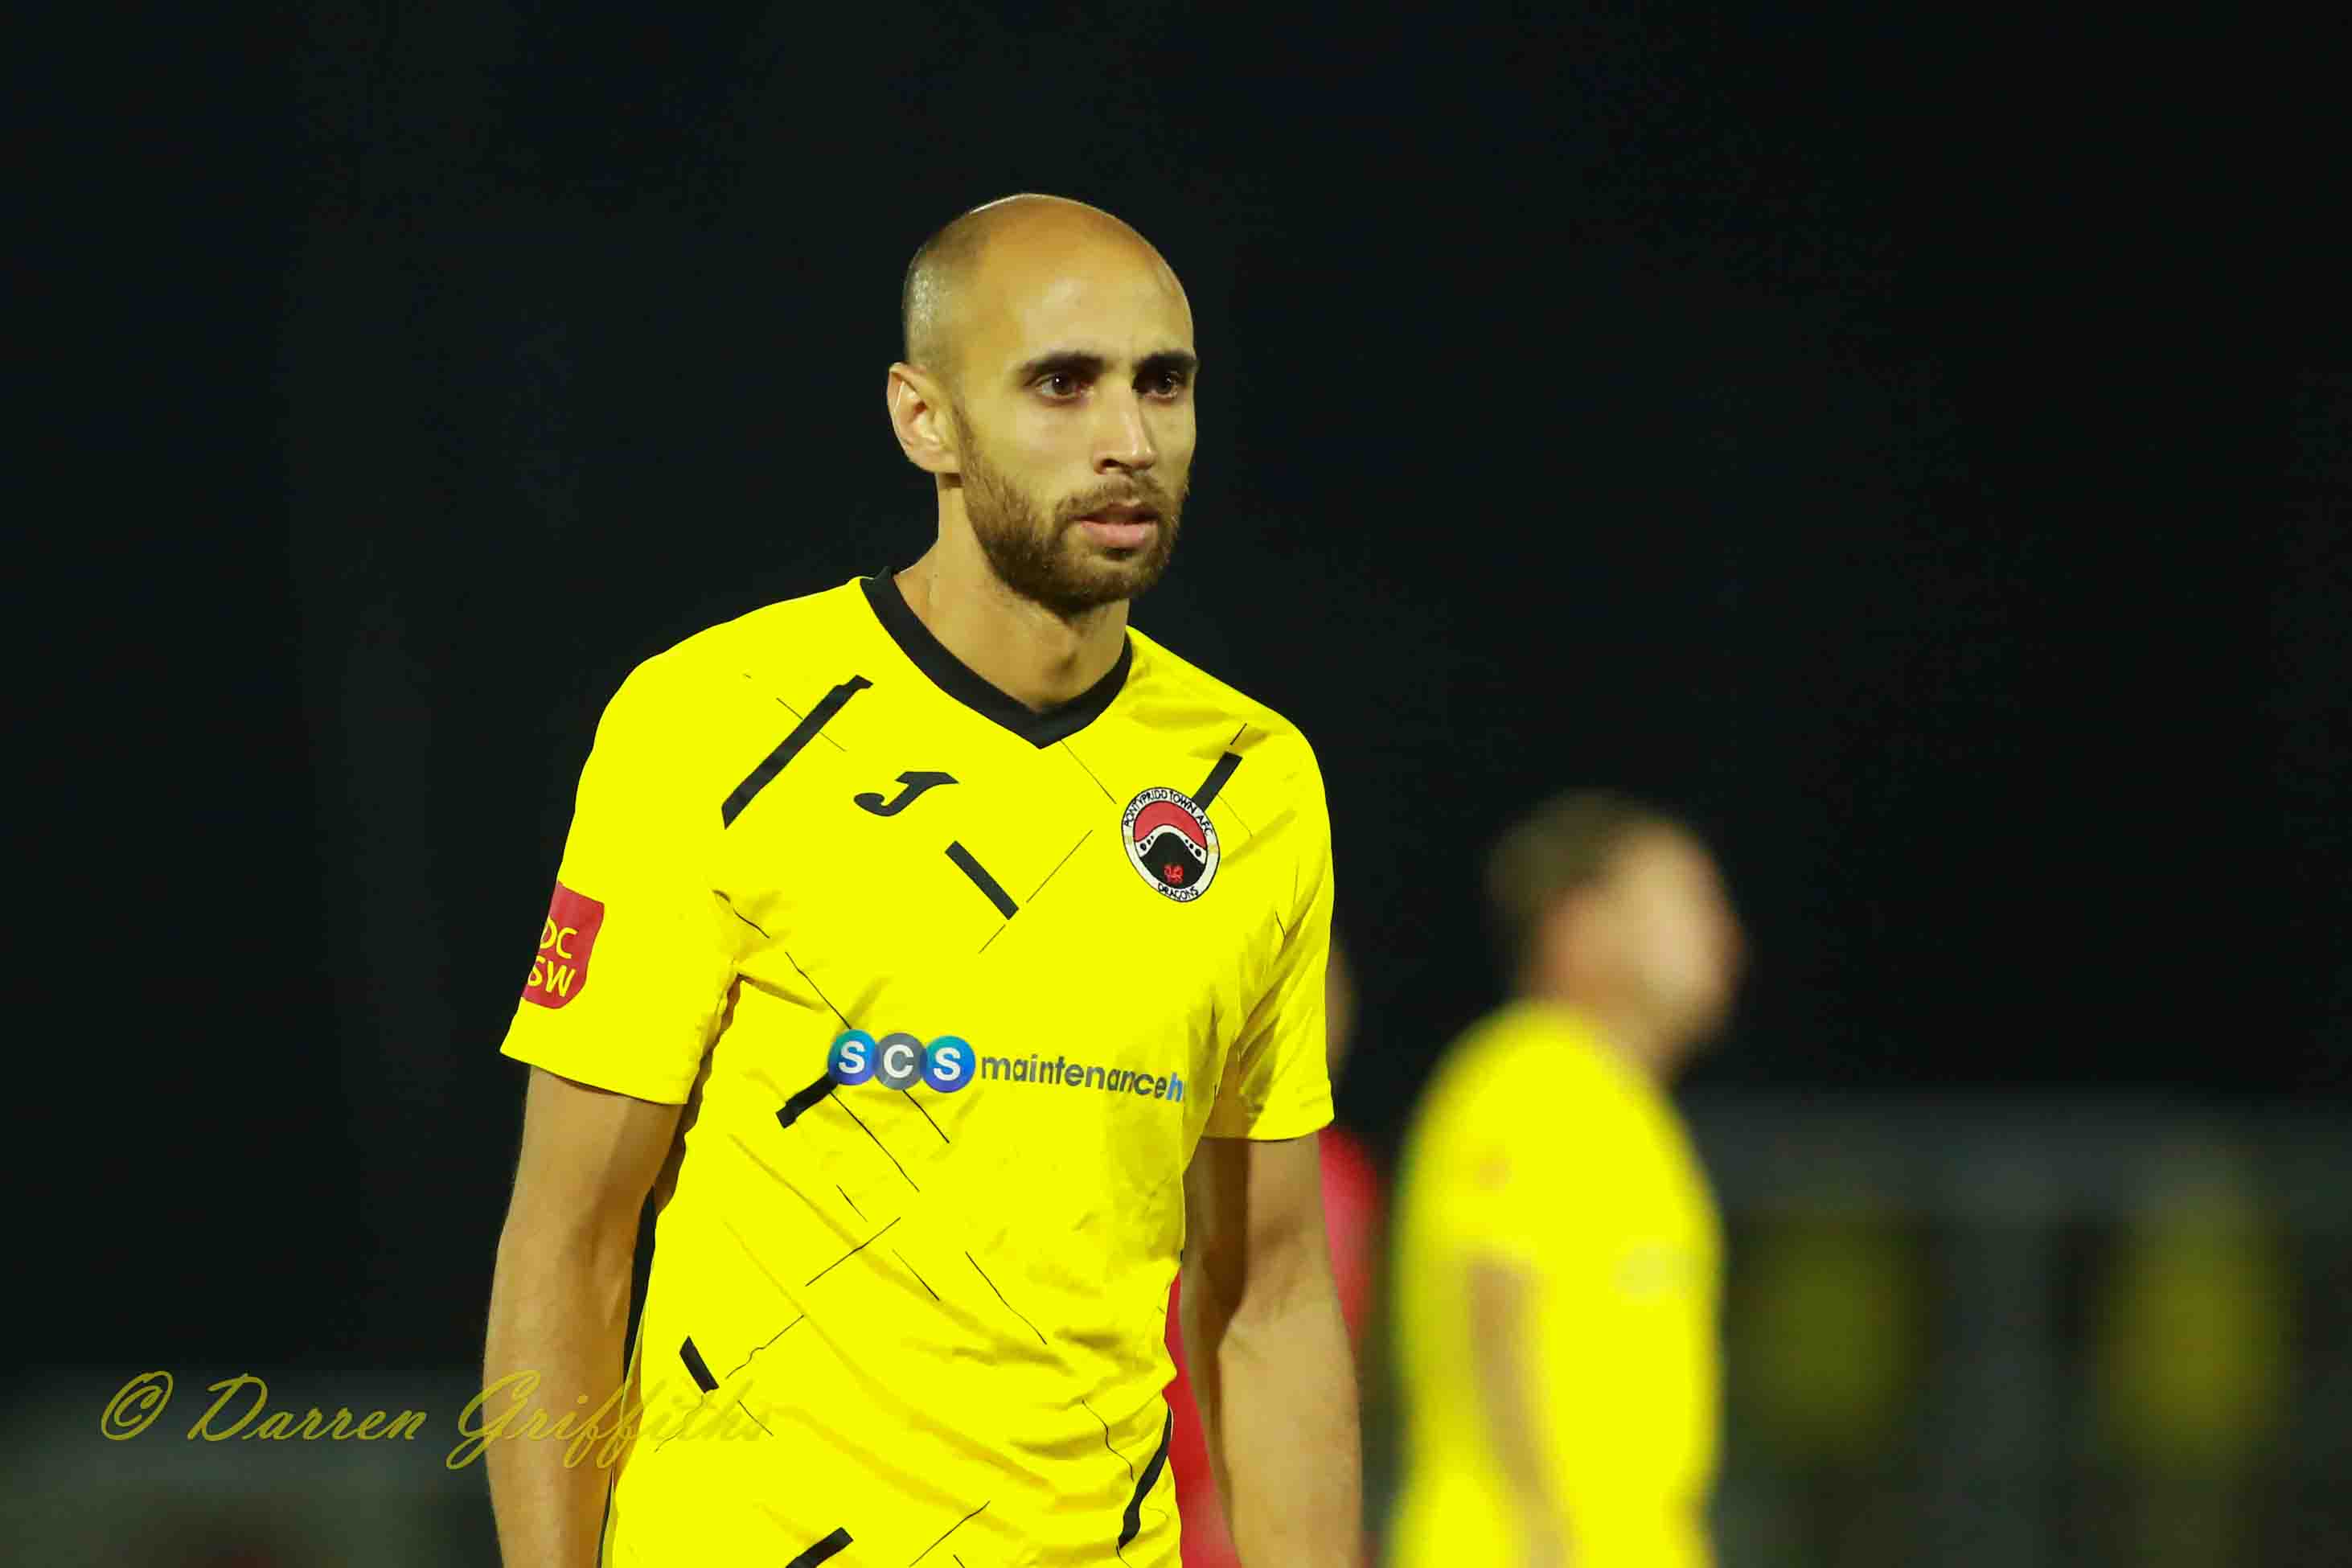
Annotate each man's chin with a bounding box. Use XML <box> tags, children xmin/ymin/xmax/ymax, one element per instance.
<box><xmin>1016</xmin><ymin>565</ymin><xmax>1155</xmax><ymax>618</ymax></box>
<box><xmin>1098</xmin><ymin>560</ymin><xmax>1172</xmax><ymax>605</ymax></box>
<box><xmin>1062</xmin><ymin>539</ymin><xmax>1175</xmax><ymax>601</ymax></box>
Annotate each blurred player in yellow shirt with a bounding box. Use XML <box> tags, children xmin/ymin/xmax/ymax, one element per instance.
<box><xmin>1388</xmin><ymin>792</ymin><xmax>1745</xmax><ymax>1568</ymax></box>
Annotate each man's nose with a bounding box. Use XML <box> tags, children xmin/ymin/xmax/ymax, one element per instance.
<box><xmin>1096</xmin><ymin>388</ymin><xmax>1158</xmax><ymax>472</ymax></box>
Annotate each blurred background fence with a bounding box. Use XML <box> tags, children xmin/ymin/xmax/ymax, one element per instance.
<box><xmin>15</xmin><ymin>1095</ymin><xmax>2345</xmax><ymax>1567</ymax></box>
<box><xmin>1695</xmin><ymin>1096</ymin><xmax>2351</xmax><ymax>1568</ymax></box>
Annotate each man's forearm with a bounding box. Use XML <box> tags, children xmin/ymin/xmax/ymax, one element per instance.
<box><xmin>482</xmin><ymin>1225</ymin><xmax>636</xmax><ymax>1568</ymax></box>
<box><xmin>1185</xmin><ymin>1279</ymin><xmax>1362</xmax><ymax>1566</ymax></box>
<box><xmin>1465</xmin><ymin>1258</ymin><xmax>1571</xmax><ymax>1556</ymax></box>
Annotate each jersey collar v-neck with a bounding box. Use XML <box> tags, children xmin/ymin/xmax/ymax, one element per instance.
<box><xmin>860</xmin><ymin>570</ymin><xmax>1135</xmax><ymax>749</ymax></box>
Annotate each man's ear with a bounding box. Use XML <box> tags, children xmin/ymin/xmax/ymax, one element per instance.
<box><xmin>887</xmin><ymin>363</ymin><xmax>959</xmax><ymax>477</ymax></box>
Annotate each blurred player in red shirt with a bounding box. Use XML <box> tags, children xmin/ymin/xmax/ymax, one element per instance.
<box><xmin>1165</xmin><ymin>933</ymin><xmax>1384</xmax><ymax>1566</ymax></box>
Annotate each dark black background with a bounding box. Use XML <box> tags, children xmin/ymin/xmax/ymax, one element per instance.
<box><xmin>39</xmin><ymin>6</ymin><xmax>2345</xmax><ymax>1375</ymax></box>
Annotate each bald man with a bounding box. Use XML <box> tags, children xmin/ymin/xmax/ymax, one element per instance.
<box><xmin>486</xmin><ymin>196</ymin><xmax>1361</xmax><ymax>1568</ymax></box>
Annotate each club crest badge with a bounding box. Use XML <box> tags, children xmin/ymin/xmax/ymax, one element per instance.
<box><xmin>1123</xmin><ymin>786</ymin><xmax>1220</xmax><ymax>902</ymax></box>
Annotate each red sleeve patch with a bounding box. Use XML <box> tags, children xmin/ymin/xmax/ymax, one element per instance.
<box><xmin>522</xmin><ymin>881</ymin><xmax>605</xmax><ymax>1009</ymax></box>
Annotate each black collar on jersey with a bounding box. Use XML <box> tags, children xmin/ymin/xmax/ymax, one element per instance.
<box><xmin>860</xmin><ymin>570</ymin><xmax>1133</xmax><ymax>748</ymax></box>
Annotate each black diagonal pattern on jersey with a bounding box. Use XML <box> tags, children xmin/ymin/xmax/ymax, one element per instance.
<box><xmin>1192</xmin><ymin>749</ymin><xmax>1242</xmax><ymax>809</ymax></box>
<box><xmin>720</xmin><ymin>897</ymin><xmax>770</xmax><ymax>938</ymax></box>
<box><xmin>910</xmin><ymin>1500</ymin><xmax>990</xmax><ymax>1565</ymax></box>
<box><xmin>783</xmin><ymin>1527</ymin><xmax>852</xmax><ymax>1568</ymax></box>
<box><xmin>721</xmin><ymin>1313</ymin><xmax>806</xmax><ymax>1382</ymax></box>
<box><xmin>1080</xmin><ymin>1396</ymin><xmax>1135</xmax><ymax>1484</ymax></box>
<box><xmin>829</xmin><ymin>1090</ymin><xmax>917</xmax><ymax>1190</ymax></box>
<box><xmin>721</xmin><ymin>675</ymin><xmax>872</xmax><ymax>827</ymax></box>
<box><xmin>946</xmin><ymin>840</ymin><xmax>1018</xmax><ymax>918</ymax></box>
<box><xmin>807</xmin><ymin>1215</ymin><xmax>901</xmax><ymax>1287</ymax></box>
<box><xmin>770</xmin><ymin>682</ymin><xmax>853</xmax><ymax>756</ymax></box>
<box><xmin>1025</xmin><ymin>828</ymin><xmax>1093</xmax><ymax>903</ymax></box>
<box><xmin>659</xmin><ymin>1339</ymin><xmax>720</xmax><ymax>1453</ymax></box>
<box><xmin>904</xmin><ymin>1085</ymin><xmax>950</xmax><ymax>1143</ymax></box>
<box><xmin>658</xmin><ymin>1320</ymin><xmax>802</xmax><ymax>1454</ymax></box>
<box><xmin>776</xmin><ymin>1071</ymin><xmax>834</xmax><ymax>1131</ymax></box>
<box><xmin>1060</xmin><ymin>739</ymin><xmax>1116</xmax><ymax>802</ymax></box>
<box><xmin>1116</xmin><ymin>1410</ymin><xmax>1175</xmax><ymax>1553</ymax></box>
<box><xmin>782</xmin><ymin>947</ymin><xmax>852</xmax><ymax>1030</ymax></box>
<box><xmin>966</xmin><ymin>1251</ymin><xmax>1047</xmax><ymax>1345</ymax></box>
<box><xmin>893</xmin><ymin>1248</ymin><xmax>939</xmax><ymax>1300</ymax></box>
<box><xmin>978</xmin><ymin>828</ymin><xmax>1092</xmax><ymax>956</ymax></box>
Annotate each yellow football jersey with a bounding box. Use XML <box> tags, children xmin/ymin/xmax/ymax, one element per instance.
<box><xmin>497</xmin><ymin>573</ymin><xmax>1335</xmax><ymax>1568</ymax></box>
<box><xmin>1386</xmin><ymin>1001</ymin><xmax>1721</xmax><ymax>1568</ymax></box>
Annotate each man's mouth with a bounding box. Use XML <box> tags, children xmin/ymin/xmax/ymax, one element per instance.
<box><xmin>1075</xmin><ymin>503</ymin><xmax>1160</xmax><ymax>548</ymax></box>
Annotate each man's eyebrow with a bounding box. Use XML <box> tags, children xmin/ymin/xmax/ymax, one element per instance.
<box><xmin>1137</xmin><ymin>349</ymin><xmax>1199</xmax><ymax>382</ymax></box>
<box><xmin>1012</xmin><ymin>348</ymin><xmax>1200</xmax><ymax>384</ymax></box>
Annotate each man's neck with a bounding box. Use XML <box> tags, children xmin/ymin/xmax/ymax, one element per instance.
<box><xmin>896</xmin><ymin>530</ymin><xmax>1130</xmax><ymax>712</ymax></box>
<box><xmin>1525</xmin><ymin>987</ymin><xmax>1673</xmax><ymax>1086</ymax></box>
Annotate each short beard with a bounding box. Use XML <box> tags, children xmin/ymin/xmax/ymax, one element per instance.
<box><xmin>955</xmin><ymin>416</ymin><xmax>1184</xmax><ymax>618</ymax></box>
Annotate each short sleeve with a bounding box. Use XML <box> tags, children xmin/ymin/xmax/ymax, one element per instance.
<box><xmin>1202</xmin><ymin>755</ymin><xmax>1336</xmax><ymax>1140</ymax></box>
<box><xmin>1412</xmin><ymin>1041</ymin><xmax>1604</xmax><ymax>1271</ymax></box>
<box><xmin>497</xmin><ymin>663</ymin><xmax>737</xmax><ymax>1104</ymax></box>
<box><xmin>1420</xmin><ymin>1081</ymin><xmax>1574</xmax><ymax>1270</ymax></box>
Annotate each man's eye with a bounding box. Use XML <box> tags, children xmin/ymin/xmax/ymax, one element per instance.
<box><xmin>1040</xmin><ymin>373</ymin><xmax>1078</xmax><ymax>396</ymax></box>
<box><xmin>1148</xmin><ymin>371</ymin><xmax>1187</xmax><ymax>396</ymax></box>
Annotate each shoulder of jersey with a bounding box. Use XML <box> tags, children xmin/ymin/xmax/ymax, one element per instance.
<box><xmin>569</xmin><ymin>581</ymin><xmax>871</xmax><ymax>794</ymax></box>
<box><xmin>1429</xmin><ymin>1004</ymin><xmax>1616</xmax><ymax>1122</ymax></box>
<box><xmin>1124</xmin><ymin>622</ymin><xmax>1324</xmax><ymax>789</ymax></box>
<box><xmin>601</xmin><ymin>579</ymin><xmax>872</xmax><ymax>724</ymax></box>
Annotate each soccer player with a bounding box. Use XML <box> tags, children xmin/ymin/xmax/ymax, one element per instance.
<box><xmin>1385</xmin><ymin>793</ymin><xmax>1745</xmax><ymax>1568</ymax></box>
<box><xmin>483</xmin><ymin>195</ymin><xmax>1361</xmax><ymax>1568</ymax></box>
